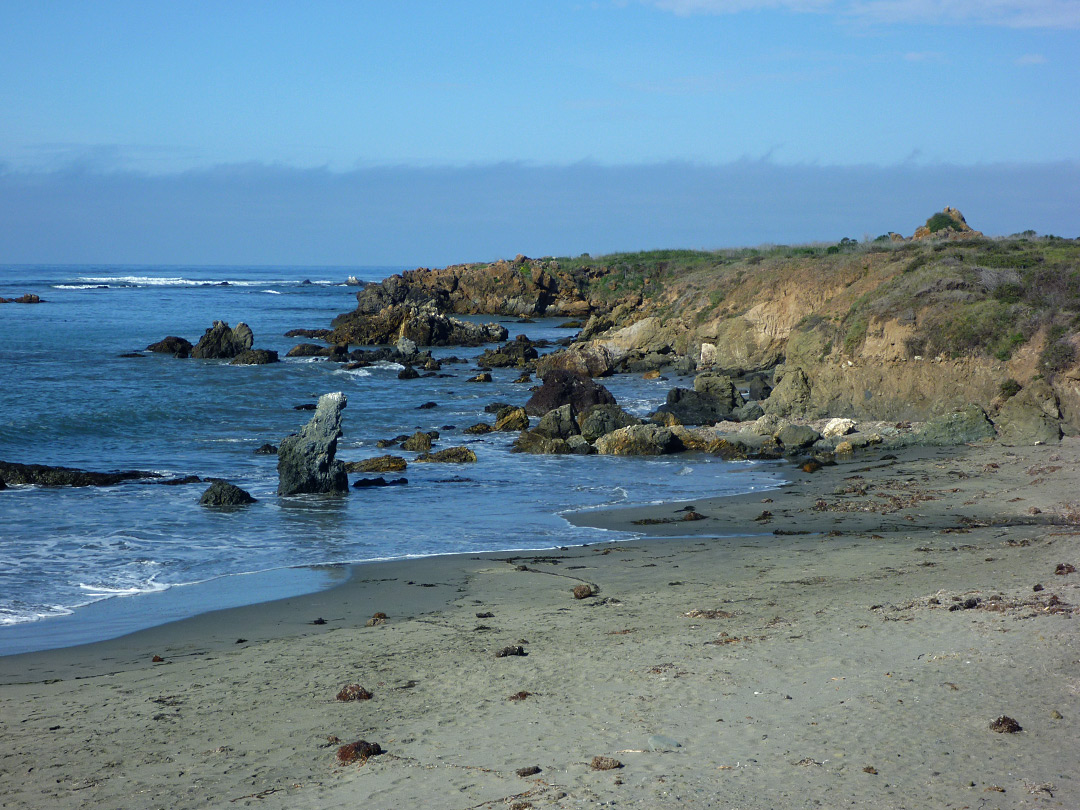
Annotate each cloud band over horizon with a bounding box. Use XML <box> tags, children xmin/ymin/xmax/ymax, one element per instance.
<box><xmin>1</xmin><ymin>159</ymin><xmax>1077</xmax><ymax>267</ymax></box>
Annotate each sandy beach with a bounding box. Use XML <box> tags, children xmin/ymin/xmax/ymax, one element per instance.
<box><xmin>2</xmin><ymin>438</ymin><xmax>1078</xmax><ymax>810</ymax></box>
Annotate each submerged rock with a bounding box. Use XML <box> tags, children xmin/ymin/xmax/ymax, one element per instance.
<box><xmin>277</xmin><ymin>392</ymin><xmax>349</xmax><ymax>495</ymax></box>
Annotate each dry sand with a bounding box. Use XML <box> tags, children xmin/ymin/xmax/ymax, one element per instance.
<box><xmin>2</xmin><ymin>439</ymin><xmax>1079</xmax><ymax>810</ymax></box>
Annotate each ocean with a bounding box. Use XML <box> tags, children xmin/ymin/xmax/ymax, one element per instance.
<box><xmin>0</xmin><ymin>265</ymin><xmax>784</xmax><ymax>655</ymax></box>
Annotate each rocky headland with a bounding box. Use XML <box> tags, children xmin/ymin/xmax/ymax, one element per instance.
<box><xmin>325</xmin><ymin>210</ymin><xmax>1080</xmax><ymax>446</ymax></box>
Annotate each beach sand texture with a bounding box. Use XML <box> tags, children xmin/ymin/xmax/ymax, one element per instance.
<box><xmin>2</xmin><ymin>440</ymin><xmax>1078</xmax><ymax>809</ymax></box>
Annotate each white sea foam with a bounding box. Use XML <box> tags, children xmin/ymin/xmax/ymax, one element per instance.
<box><xmin>53</xmin><ymin>283</ymin><xmax>110</xmax><ymax>290</ymax></box>
<box><xmin>77</xmin><ymin>581</ymin><xmax>169</xmax><ymax>596</ymax></box>
<box><xmin>336</xmin><ymin>367</ymin><xmax>372</xmax><ymax>377</ymax></box>
<box><xmin>261</xmin><ymin>289</ymin><xmax>282</xmax><ymax>294</ymax></box>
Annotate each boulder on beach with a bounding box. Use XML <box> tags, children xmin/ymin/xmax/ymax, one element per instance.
<box><xmin>915</xmin><ymin>404</ymin><xmax>995</xmax><ymax>446</ymax></box>
<box><xmin>191</xmin><ymin>321</ymin><xmax>254</xmax><ymax>359</ymax></box>
<box><xmin>199</xmin><ymin>480</ymin><xmax>256</xmax><ymax>507</ymax></box>
<box><xmin>277</xmin><ymin>392</ymin><xmax>349</xmax><ymax>495</ymax></box>
<box><xmin>995</xmin><ymin>379</ymin><xmax>1062</xmax><ymax>445</ymax></box>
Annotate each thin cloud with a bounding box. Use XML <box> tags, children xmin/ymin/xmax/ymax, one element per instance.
<box><xmin>645</xmin><ymin>0</ymin><xmax>1080</xmax><ymax>27</ymax></box>
<box><xmin>1015</xmin><ymin>53</ymin><xmax>1049</xmax><ymax>65</ymax></box>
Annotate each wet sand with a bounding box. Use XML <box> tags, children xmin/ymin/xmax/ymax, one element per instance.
<box><xmin>2</xmin><ymin>439</ymin><xmax>1078</xmax><ymax>809</ymax></box>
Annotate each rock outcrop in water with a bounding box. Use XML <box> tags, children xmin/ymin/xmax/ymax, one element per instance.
<box><xmin>199</xmin><ymin>479</ymin><xmax>257</xmax><ymax>506</ymax></box>
<box><xmin>0</xmin><ymin>460</ymin><xmax>161</xmax><ymax>487</ymax></box>
<box><xmin>277</xmin><ymin>392</ymin><xmax>349</xmax><ymax>495</ymax></box>
<box><xmin>330</xmin><ymin>303</ymin><xmax>507</xmax><ymax>347</ymax></box>
<box><xmin>191</xmin><ymin>321</ymin><xmax>254</xmax><ymax>359</ymax></box>
<box><xmin>147</xmin><ymin>336</ymin><xmax>194</xmax><ymax>358</ymax></box>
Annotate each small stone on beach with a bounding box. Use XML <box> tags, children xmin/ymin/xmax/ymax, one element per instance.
<box><xmin>591</xmin><ymin>756</ymin><xmax>623</xmax><ymax>771</ymax></box>
<box><xmin>516</xmin><ymin>765</ymin><xmax>542</xmax><ymax>777</ymax></box>
<box><xmin>336</xmin><ymin>684</ymin><xmax>372</xmax><ymax>702</ymax></box>
<box><xmin>496</xmin><ymin>645</ymin><xmax>526</xmax><ymax>658</ymax></box>
<box><xmin>573</xmin><ymin>584</ymin><xmax>597</xmax><ymax>599</ymax></box>
<box><xmin>989</xmin><ymin>715</ymin><xmax>1022</xmax><ymax>733</ymax></box>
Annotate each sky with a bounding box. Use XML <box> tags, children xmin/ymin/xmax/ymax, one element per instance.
<box><xmin>1</xmin><ymin>1</ymin><xmax>1078</xmax><ymax>266</ymax></box>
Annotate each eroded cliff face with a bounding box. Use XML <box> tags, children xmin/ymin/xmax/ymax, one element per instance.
<box><xmin>330</xmin><ymin>224</ymin><xmax>1080</xmax><ymax>431</ymax></box>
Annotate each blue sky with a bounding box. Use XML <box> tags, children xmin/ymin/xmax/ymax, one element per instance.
<box><xmin>1</xmin><ymin>1</ymin><xmax>1077</xmax><ymax>265</ymax></box>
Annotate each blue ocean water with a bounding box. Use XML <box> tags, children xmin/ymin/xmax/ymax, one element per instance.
<box><xmin>0</xmin><ymin>265</ymin><xmax>784</xmax><ymax>654</ymax></box>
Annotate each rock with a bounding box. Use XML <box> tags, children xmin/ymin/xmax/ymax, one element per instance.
<box><xmin>464</xmin><ymin>423</ymin><xmax>493</xmax><ymax>435</ymax></box>
<box><xmin>590</xmin><ymin>756</ymin><xmax>623</xmax><ymax>771</ymax></box>
<box><xmin>653</xmin><ymin>387</ymin><xmax>734</xmax><ymax>426</ymax></box>
<box><xmin>14</xmin><ymin>294</ymin><xmax>43</xmax><ymax>304</ymax></box>
<box><xmin>330</xmin><ymin>301</ymin><xmax>508</xmax><ymax>347</ymax></box>
<box><xmin>395</xmin><ymin>336</ymin><xmax>418</xmax><ymax>357</ymax></box>
<box><xmin>764</xmin><ymin>367</ymin><xmax>812</xmax><ymax>416</ymax></box>
<box><xmin>524</xmin><ymin>370</ymin><xmax>617</xmax><ymax>417</ymax></box>
<box><xmin>494</xmin><ymin>406</ymin><xmax>530</xmax><ymax>432</ymax></box>
<box><xmin>995</xmin><ymin>379</ymin><xmax>1062</xmax><ymax>445</ymax></box>
<box><xmin>146</xmin><ymin>336</ymin><xmax>193</xmax><ymax>357</ymax></box>
<box><xmin>352</xmin><ymin>476</ymin><xmax>408</xmax><ymax>487</ymax></box>
<box><xmin>495</xmin><ymin>645</ymin><xmax>526</xmax><ymax>657</ymax></box>
<box><xmin>566</xmin><ymin>435</ymin><xmax>596</xmax><ymax>455</ymax></box>
<box><xmin>835</xmin><ymin>440</ymin><xmax>854</xmax><ymax>455</ymax></box>
<box><xmin>284</xmin><ymin>328</ymin><xmax>332</xmax><ymax>339</ymax></box>
<box><xmin>594</xmin><ymin>424</ymin><xmax>683</xmax><ymax>456</ymax></box>
<box><xmin>191</xmin><ymin>321</ymin><xmax>254</xmax><ymax>359</ymax></box>
<box><xmin>915</xmin><ymin>404</ymin><xmax>995</xmax><ymax>446</ymax></box>
<box><xmin>511</xmin><ymin>431</ymin><xmax>573</xmax><ymax>455</ymax></box>
<box><xmin>286</xmin><ymin>343</ymin><xmax>331</xmax><ymax>358</ymax></box>
<box><xmin>693</xmin><ymin>373</ymin><xmax>743</xmax><ymax>410</ymax></box>
<box><xmin>336</xmin><ymin>740</ymin><xmax>383</xmax><ymax>764</ymax></box>
<box><xmin>735</xmin><ymin>401</ymin><xmax>764</xmax><ymax>422</ymax></box>
<box><xmin>345</xmin><ymin>455</ymin><xmax>407</xmax><ymax>473</ymax></box>
<box><xmin>536</xmin><ymin>404</ymin><xmax>580</xmax><ymax>440</ymax></box>
<box><xmin>578</xmin><ymin>404</ymin><xmax>641</xmax><ymax>443</ymax></box>
<box><xmin>535</xmin><ymin>342</ymin><xmax>616</xmax><ymax>377</ymax></box>
<box><xmin>229</xmin><ymin>349</ymin><xmax>279</xmax><ymax>365</ymax></box>
<box><xmin>398</xmin><ymin>365</ymin><xmax>420</xmax><ymax>380</ymax></box>
<box><xmin>477</xmin><ymin>339</ymin><xmax>540</xmax><ymax>368</ymax></box>
<box><xmin>513</xmin><ymin>372</ymin><xmax>532</xmax><ymax>384</ymax></box>
<box><xmin>516</xmin><ymin>766</ymin><xmax>542</xmax><ymax>777</ymax></box>
<box><xmin>401</xmin><ymin>431</ymin><xmax>433</xmax><ymax>452</ymax></box>
<box><xmin>415</xmin><ymin>447</ymin><xmax>477</xmax><ymax>463</ymax></box>
<box><xmin>776</xmin><ymin>424</ymin><xmax>821</xmax><ymax>450</ymax></box>
<box><xmin>822</xmin><ymin>417</ymin><xmax>856</xmax><ymax>438</ymax></box>
<box><xmin>573</xmin><ymin>583</ymin><xmax>596</xmax><ymax>599</ymax></box>
<box><xmin>989</xmin><ymin>715</ymin><xmax>1022</xmax><ymax>733</ymax></box>
<box><xmin>467</xmin><ymin>371</ymin><xmax>493</xmax><ymax>383</ymax></box>
<box><xmin>0</xmin><ymin>460</ymin><xmax>160</xmax><ymax>487</ymax></box>
<box><xmin>254</xmin><ymin>443</ymin><xmax>278</xmax><ymax>455</ymax></box>
<box><xmin>277</xmin><ymin>392</ymin><xmax>349</xmax><ymax>495</ymax></box>
<box><xmin>747</xmin><ymin>376</ymin><xmax>773</xmax><ymax>401</ymax></box>
<box><xmin>199</xmin><ymin>480</ymin><xmax>256</xmax><ymax>507</ymax></box>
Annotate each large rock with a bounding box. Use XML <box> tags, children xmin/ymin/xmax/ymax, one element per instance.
<box><xmin>345</xmin><ymin>455</ymin><xmax>408</xmax><ymax>473</ymax></box>
<box><xmin>693</xmin><ymin>373</ymin><xmax>743</xmax><ymax>410</ymax></box>
<box><xmin>199</xmin><ymin>480</ymin><xmax>256</xmax><ymax>507</ymax></box>
<box><xmin>524</xmin><ymin>370</ymin><xmax>617</xmax><ymax>417</ymax></box>
<box><xmin>401</xmin><ymin>431</ymin><xmax>434</xmax><ymax>452</ymax></box>
<box><xmin>578</xmin><ymin>404</ymin><xmax>642</xmax><ymax>443</ymax></box>
<box><xmin>230</xmin><ymin>349</ymin><xmax>279</xmax><ymax>365</ymax></box>
<box><xmin>535</xmin><ymin>342</ymin><xmax>617</xmax><ymax>377</ymax></box>
<box><xmin>536</xmin><ymin>404</ymin><xmax>580</xmax><ymax>440</ymax></box>
<box><xmin>494</xmin><ymin>406</ymin><xmax>530</xmax><ymax>432</ymax></box>
<box><xmin>775</xmin><ymin>424</ymin><xmax>821</xmax><ymax>450</ymax></box>
<box><xmin>995</xmin><ymin>380</ymin><xmax>1062</xmax><ymax>445</ymax></box>
<box><xmin>764</xmin><ymin>367</ymin><xmax>812</xmax><ymax>416</ymax></box>
<box><xmin>478</xmin><ymin>338</ymin><xmax>541</xmax><ymax>369</ymax></box>
<box><xmin>915</xmin><ymin>404</ymin><xmax>995</xmax><ymax>446</ymax></box>
<box><xmin>652</xmin><ymin>387</ymin><xmax>734</xmax><ymax>426</ymax></box>
<box><xmin>330</xmin><ymin>302</ymin><xmax>508</xmax><ymax>347</ymax></box>
<box><xmin>147</xmin><ymin>336</ymin><xmax>193</xmax><ymax>357</ymax></box>
<box><xmin>0</xmin><ymin>460</ymin><xmax>160</xmax><ymax>487</ymax></box>
<box><xmin>191</xmin><ymin>321</ymin><xmax>254</xmax><ymax>359</ymax></box>
<box><xmin>415</xmin><ymin>447</ymin><xmax>477</xmax><ymax>463</ymax></box>
<box><xmin>512</xmin><ymin>431</ymin><xmax>574</xmax><ymax>455</ymax></box>
<box><xmin>594</xmin><ymin>424</ymin><xmax>684</xmax><ymax>456</ymax></box>
<box><xmin>277</xmin><ymin>392</ymin><xmax>349</xmax><ymax>495</ymax></box>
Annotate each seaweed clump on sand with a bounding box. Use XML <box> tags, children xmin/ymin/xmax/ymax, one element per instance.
<box><xmin>337</xmin><ymin>740</ymin><xmax>383</xmax><ymax>764</ymax></box>
<box><xmin>336</xmin><ymin>684</ymin><xmax>373</xmax><ymax>702</ymax></box>
<box><xmin>989</xmin><ymin>715</ymin><xmax>1022</xmax><ymax>733</ymax></box>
